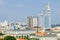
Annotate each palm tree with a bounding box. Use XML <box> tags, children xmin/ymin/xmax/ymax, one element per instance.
<box><xmin>22</xmin><ymin>34</ymin><xmax>23</xmax><ymax>38</ymax></box>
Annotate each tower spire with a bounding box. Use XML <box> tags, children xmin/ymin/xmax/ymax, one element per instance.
<box><xmin>45</xmin><ymin>1</ymin><xmax>50</xmax><ymax>11</ymax></box>
<box><xmin>47</xmin><ymin>0</ymin><xmax>50</xmax><ymax>10</ymax></box>
<box><xmin>44</xmin><ymin>1</ymin><xmax>51</xmax><ymax>14</ymax></box>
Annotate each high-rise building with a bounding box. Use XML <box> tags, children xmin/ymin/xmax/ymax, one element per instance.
<box><xmin>27</xmin><ymin>16</ymin><xmax>39</xmax><ymax>29</ymax></box>
<box><xmin>41</xmin><ymin>2</ymin><xmax>51</xmax><ymax>29</ymax></box>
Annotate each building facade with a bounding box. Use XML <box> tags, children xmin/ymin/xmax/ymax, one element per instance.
<box><xmin>27</xmin><ymin>16</ymin><xmax>39</xmax><ymax>29</ymax></box>
<box><xmin>41</xmin><ymin>2</ymin><xmax>51</xmax><ymax>29</ymax></box>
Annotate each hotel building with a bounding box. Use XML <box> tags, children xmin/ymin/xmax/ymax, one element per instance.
<box><xmin>40</xmin><ymin>2</ymin><xmax>51</xmax><ymax>29</ymax></box>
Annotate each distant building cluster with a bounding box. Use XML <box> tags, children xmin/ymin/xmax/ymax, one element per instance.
<box><xmin>0</xmin><ymin>2</ymin><xmax>60</xmax><ymax>40</ymax></box>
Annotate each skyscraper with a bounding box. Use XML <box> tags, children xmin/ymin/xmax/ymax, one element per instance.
<box><xmin>27</xmin><ymin>16</ymin><xmax>39</xmax><ymax>29</ymax></box>
<box><xmin>41</xmin><ymin>2</ymin><xmax>51</xmax><ymax>29</ymax></box>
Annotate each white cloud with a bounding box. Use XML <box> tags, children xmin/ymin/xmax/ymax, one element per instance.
<box><xmin>16</xmin><ymin>4</ymin><xmax>24</xmax><ymax>7</ymax></box>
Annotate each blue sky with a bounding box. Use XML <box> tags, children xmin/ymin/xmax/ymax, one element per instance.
<box><xmin>0</xmin><ymin>0</ymin><xmax>60</xmax><ymax>24</ymax></box>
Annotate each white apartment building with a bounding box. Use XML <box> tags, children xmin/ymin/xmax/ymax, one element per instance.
<box><xmin>4</xmin><ymin>30</ymin><xmax>36</xmax><ymax>37</ymax></box>
<box><xmin>39</xmin><ymin>37</ymin><xmax>57</xmax><ymax>40</ymax></box>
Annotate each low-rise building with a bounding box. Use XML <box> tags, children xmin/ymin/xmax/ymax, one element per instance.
<box><xmin>4</xmin><ymin>30</ymin><xmax>36</xmax><ymax>37</ymax></box>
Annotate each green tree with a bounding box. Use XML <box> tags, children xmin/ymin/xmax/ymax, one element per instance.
<box><xmin>29</xmin><ymin>38</ymin><xmax>39</xmax><ymax>40</ymax></box>
<box><xmin>30</xmin><ymin>33</ymin><xmax>35</xmax><ymax>36</ymax></box>
<box><xmin>0</xmin><ymin>33</ymin><xmax>4</xmax><ymax>36</ymax></box>
<box><xmin>22</xmin><ymin>34</ymin><xmax>23</xmax><ymax>38</ymax></box>
<box><xmin>4</xmin><ymin>36</ymin><xmax>16</xmax><ymax>40</ymax></box>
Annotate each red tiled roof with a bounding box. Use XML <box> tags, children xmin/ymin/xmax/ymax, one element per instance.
<box><xmin>17</xmin><ymin>38</ymin><xmax>27</xmax><ymax>40</ymax></box>
<box><xmin>35</xmin><ymin>32</ymin><xmax>45</xmax><ymax>36</ymax></box>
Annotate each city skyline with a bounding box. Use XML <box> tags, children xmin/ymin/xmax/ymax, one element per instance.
<box><xmin>0</xmin><ymin>0</ymin><xmax>60</xmax><ymax>24</ymax></box>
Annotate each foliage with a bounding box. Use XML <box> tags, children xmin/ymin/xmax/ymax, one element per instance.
<box><xmin>4</xmin><ymin>36</ymin><xmax>16</xmax><ymax>40</ymax></box>
<box><xmin>0</xmin><ymin>33</ymin><xmax>4</xmax><ymax>36</ymax></box>
<box><xmin>30</xmin><ymin>33</ymin><xmax>35</xmax><ymax>36</ymax></box>
<box><xmin>29</xmin><ymin>38</ymin><xmax>39</xmax><ymax>40</ymax></box>
<box><xmin>16</xmin><ymin>35</ymin><xmax>39</xmax><ymax>40</ymax></box>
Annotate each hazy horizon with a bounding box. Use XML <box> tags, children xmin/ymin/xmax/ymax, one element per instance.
<box><xmin>0</xmin><ymin>0</ymin><xmax>60</xmax><ymax>24</ymax></box>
